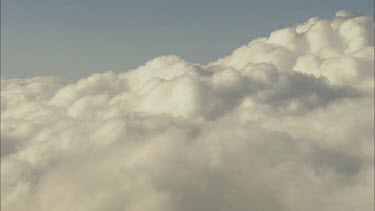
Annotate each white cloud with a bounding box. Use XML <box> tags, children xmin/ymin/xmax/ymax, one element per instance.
<box><xmin>1</xmin><ymin>11</ymin><xmax>374</xmax><ymax>211</ymax></box>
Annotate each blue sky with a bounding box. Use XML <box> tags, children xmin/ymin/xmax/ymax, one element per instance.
<box><xmin>1</xmin><ymin>0</ymin><xmax>374</xmax><ymax>80</ymax></box>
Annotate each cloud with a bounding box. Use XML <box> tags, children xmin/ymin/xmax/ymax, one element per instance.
<box><xmin>1</xmin><ymin>11</ymin><xmax>374</xmax><ymax>211</ymax></box>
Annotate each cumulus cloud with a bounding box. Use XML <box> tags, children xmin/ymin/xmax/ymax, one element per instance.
<box><xmin>1</xmin><ymin>11</ymin><xmax>374</xmax><ymax>211</ymax></box>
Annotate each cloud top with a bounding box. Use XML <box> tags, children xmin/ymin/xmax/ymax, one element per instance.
<box><xmin>1</xmin><ymin>11</ymin><xmax>374</xmax><ymax>211</ymax></box>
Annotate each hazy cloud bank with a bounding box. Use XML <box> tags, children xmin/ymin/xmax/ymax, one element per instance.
<box><xmin>1</xmin><ymin>10</ymin><xmax>374</xmax><ymax>211</ymax></box>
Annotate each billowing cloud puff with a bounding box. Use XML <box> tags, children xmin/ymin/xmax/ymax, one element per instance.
<box><xmin>1</xmin><ymin>11</ymin><xmax>374</xmax><ymax>211</ymax></box>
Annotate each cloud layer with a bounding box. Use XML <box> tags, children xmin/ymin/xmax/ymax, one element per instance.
<box><xmin>1</xmin><ymin>11</ymin><xmax>374</xmax><ymax>211</ymax></box>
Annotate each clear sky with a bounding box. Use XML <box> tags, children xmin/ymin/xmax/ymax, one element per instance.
<box><xmin>1</xmin><ymin>0</ymin><xmax>374</xmax><ymax>80</ymax></box>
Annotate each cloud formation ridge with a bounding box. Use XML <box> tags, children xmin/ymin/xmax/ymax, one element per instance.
<box><xmin>1</xmin><ymin>11</ymin><xmax>374</xmax><ymax>211</ymax></box>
